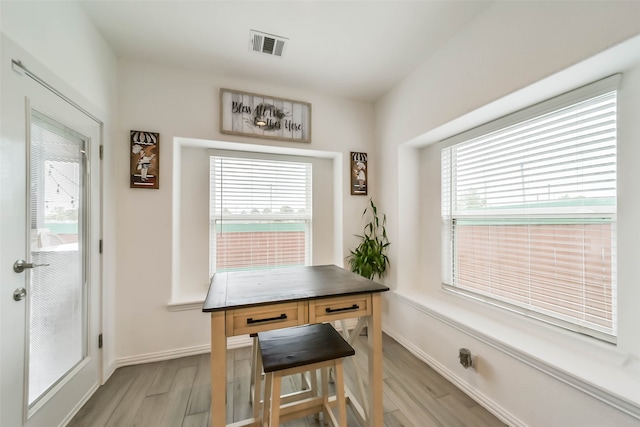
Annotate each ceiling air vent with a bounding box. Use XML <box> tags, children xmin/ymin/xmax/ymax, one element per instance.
<box><xmin>249</xmin><ymin>30</ymin><xmax>288</xmax><ymax>57</ymax></box>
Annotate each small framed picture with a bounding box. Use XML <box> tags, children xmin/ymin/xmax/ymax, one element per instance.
<box><xmin>130</xmin><ymin>130</ymin><xmax>159</xmax><ymax>189</ymax></box>
<box><xmin>350</xmin><ymin>152</ymin><xmax>368</xmax><ymax>196</ymax></box>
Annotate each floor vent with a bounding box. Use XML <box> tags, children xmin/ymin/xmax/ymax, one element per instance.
<box><xmin>249</xmin><ymin>30</ymin><xmax>288</xmax><ymax>57</ymax></box>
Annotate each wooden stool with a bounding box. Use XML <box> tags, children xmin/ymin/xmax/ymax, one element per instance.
<box><xmin>257</xmin><ymin>323</ymin><xmax>355</xmax><ymax>426</ymax></box>
<box><xmin>250</xmin><ymin>334</ymin><xmax>318</xmax><ymax>420</ymax></box>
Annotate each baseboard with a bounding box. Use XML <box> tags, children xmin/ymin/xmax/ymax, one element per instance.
<box><xmin>382</xmin><ymin>324</ymin><xmax>523</xmax><ymax>427</ymax></box>
<box><xmin>115</xmin><ymin>336</ymin><xmax>255</xmax><ymax>368</ymax></box>
<box><xmin>102</xmin><ymin>358</ymin><xmax>117</xmax><ymax>385</ymax></box>
<box><xmin>116</xmin><ymin>344</ymin><xmax>205</xmax><ymax>368</ymax></box>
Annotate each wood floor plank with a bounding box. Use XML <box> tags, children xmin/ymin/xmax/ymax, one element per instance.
<box><xmin>160</xmin><ymin>366</ymin><xmax>198</xmax><ymax>427</ymax></box>
<box><xmin>231</xmin><ymin>358</ymin><xmax>252</xmax><ymax>422</ymax></box>
<box><xmin>182</xmin><ymin>411</ymin><xmax>209</xmax><ymax>427</ymax></box>
<box><xmin>104</xmin><ymin>363</ymin><xmax>161</xmax><ymax>427</ymax></box>
<box><xmin>382</xmin><ymin>337</ymin><xmax>454</xmax><ymax>399</ymax></box>
<box><xmin>437</xmin><ymin>394</ymin><xmax>497</xmax><ymax>427</ymax></box>
<box><xmin>225</xmin><ymin>379</ymin><xmax>234</xmax><ymax>424</ymax></box>
<box><xmin>185</xmin><ymin>353</ymin><xmax>212</xmax><ymax>416</ymax></box>
<box><xmin>384</xmin><ymin>377</ymin><xmax>441</xmax><ymax>427</ymax></box>
<box><xmin>227</xmin><ymin>348</ymin><xmax>235</xmax><ymax>384</ymax></box>
<box><xmin>234</xmin><ymin>345</ymin><xmax>252</xmax><ymax>362</ymax></box>
<box><xmin>470</xmin><ymin>404</ymin><xmax>509</xmax><ymax>427</ymax></box>
<box><xmin>146</xmin><ymin>357</ymin><xmax>183</xmax><ymax>396</ymax></box>
<box><xmin>384</xmin><ymin>409</ymin><xmax>414</xmax><ymax>427</ymax></box>
<box><xmin>131</xmin><ymin>393</ymin><xmax>168</xmax><ymax>427</ymax></box>
<box><xmin>390</xmin><ymin>371</ymin><xmax>467</xmax><ymax>427</ymax></box>
<box><xmin>382</xmin><ymin>386</ymin><xmax>400</xmax><ymax>414</ymax></box>
<box><xmin>67</xmin><ymin>365</ymin><xmax>136</xmax><ymax>427</ymax></box>
<box><xmin>438</xmin><ymin>375</ymin><xmax>483</xmax><ymax>409</ymax></box>
<box><xmin>179</xmin><ymin>354</ymin><xmax>202</xmax><ymax>368</ymax></box>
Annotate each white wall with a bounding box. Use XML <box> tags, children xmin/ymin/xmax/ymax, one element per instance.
<box><xmin>115</xmin><ymin>59</ymin><xmax>375</xmax><ymax>361</ymax></box>
<box><xmin>0</xmin><ymin>1</ymin><xmax>118</xmax><ymax>379</ymax></box>
<box><xmin>376</xmin><ymin>2</ymin><xmax>640</xmax><ymax>426</ymax></box>
<box><xmin>0</xmin><ymin>1</ymin><xmax>116</xmax><ymax>113</ymax></box>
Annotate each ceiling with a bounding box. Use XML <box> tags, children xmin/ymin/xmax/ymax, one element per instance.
<box><xmin>79</xmin><ymin>1</ymin><xmax>492</xmax><ymax>103</ymax></box>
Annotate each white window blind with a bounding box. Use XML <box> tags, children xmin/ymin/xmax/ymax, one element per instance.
<box><xmin>441</xmin><ymin>76</ymin><xmax>618</xmax><ymax>342</ymax></box>
<box><xmin>209</xmin><ymin>155</ymin><xmax>312</xmax><ymax>274</ymax></box>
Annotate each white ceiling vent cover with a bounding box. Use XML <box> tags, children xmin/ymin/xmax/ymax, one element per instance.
<box><xmin>249</xmin><ymin>30</ymin><xmax>288</xmax><ymax>57</ymax></box>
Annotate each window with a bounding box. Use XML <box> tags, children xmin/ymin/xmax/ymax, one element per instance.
<box><xmin>441</xmin><ymin>76</ymin><xmax>619</xmax><ymax>342</ymax></box>
<box><xmin>209</xmin><ymin>155</ymin><xmax>312</xmax><ymax>274</ymax></box>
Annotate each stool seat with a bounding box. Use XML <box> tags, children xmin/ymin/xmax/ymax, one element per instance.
<box><xmin>257</xmin><ymin>323</ymin><xmax>355</xmax><ymax>426</ymax></box>
<box><xmin>258</xmin><ymin>323</ymin><xmax>355</xmax><ymax>373</ymax></box>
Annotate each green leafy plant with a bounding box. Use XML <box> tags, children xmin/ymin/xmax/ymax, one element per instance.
<box><xmin>347</xmin><ymin>199</ymin><xmax>390</xmax><ymax>280</ymax></box>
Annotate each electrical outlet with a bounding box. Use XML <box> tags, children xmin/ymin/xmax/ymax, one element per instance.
<box><xmin>459</xmin><ymin>348</ymin><xmax>473</xmax><ymax>369</ymax></box>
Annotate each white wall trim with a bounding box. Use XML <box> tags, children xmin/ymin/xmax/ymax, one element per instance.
<box><xmin>167</xmin><ymin>299</ymin><xmax>205</xmax><ymax>312</ymax></box>
<box><xmin>382</xmin><ymin>323</ymin><xmax>522</xmax><ymax>427</ymax></box>
<box><xmin>393</xmin><ymin>292</ymin><xmax>640</xmax><ymax>421</ymax></box>
<box><xmin>115</xmin><ymin>336</ymin><xmax>252</xmax><ymax>368</ymax></box>
<box><xmin>116</xmin><ymin>344</ymin><xmax>211</xmax><ymax>367</ymax></box>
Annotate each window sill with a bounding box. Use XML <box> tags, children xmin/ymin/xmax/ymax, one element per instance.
<box><xmin>393</xmin><ymin>288</ymin><xmax>640</xmax><ymax>420</ymax></box>
<box><xmin>167</xmin><ymin>296</ymin><xmax>206</xmax><ymax>312</ymax></box>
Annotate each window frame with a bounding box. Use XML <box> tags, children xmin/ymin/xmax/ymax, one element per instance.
<box><xmin>440</xmin><ymin>75</ymin><xmax>621</xmax><ymax>343</ymax></box>
<box><xmin>208</xmin><ymin>150</ymin><xmax>313</xmax><ymax>275</ymax></box>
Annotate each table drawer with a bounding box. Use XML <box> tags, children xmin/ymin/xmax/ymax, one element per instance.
<box><xmin>226</xmin><ymin>301</ymin><xmax>308</xmax><ymax>336</ymax></box>
<box><xmin>309</xmin><ymin>294</ymin><xmax>371</xmax><ymax>323</ymax></box>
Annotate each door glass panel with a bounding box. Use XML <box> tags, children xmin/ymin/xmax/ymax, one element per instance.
<box><xmin>28</xmin><ymin>110</ymin><xmax>87</xmax><ymax>407</ymax></box>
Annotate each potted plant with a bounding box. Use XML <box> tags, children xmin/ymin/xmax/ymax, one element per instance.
<box><xmin>347</xmin><ymin>199</ymin><xmax>390</xmax><ymax>281</ymax></box>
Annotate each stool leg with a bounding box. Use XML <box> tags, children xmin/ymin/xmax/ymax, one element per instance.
<box><xmin>320</xmin><ymin>366</ymin><xmax>331</xmax><ymax>424</ymax></box>
<box><xmin>250</xmin><ymin>335</ymin><xmax>258</xmax><ymax>402</ymax></box>
<box><xmin>262</xmin><ymin>372</ymin><xmax>272</xmax><ymax>427</ymax></box>
<box><xmin>253</xmin><ymin>341</ymin><xmax>263</xmax><ymax>419</ymax></box>
<box><xmin>334</xmin><ymin>359</ymin><xmax>348</xmax><ymax>427</ymax></box>
<box><xmin>269</xmin><ymin>372</ymin><xmax>282</xmax><ymax>427</ymax></box>
<box><xmin>310</xmin><ymin>368</ymin><xmax>318</xmax><ymax>393</ymax></box>
<box><xmin>310</xmin><ymin>369</ymin><xmax>320</xmax><ymax>421</ymax></box>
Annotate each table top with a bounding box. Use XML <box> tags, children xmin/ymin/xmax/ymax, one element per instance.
<box><xmin>203</xmin><ymin>264</ymin><xmax>389</xmax><ymax>312</ymax></box>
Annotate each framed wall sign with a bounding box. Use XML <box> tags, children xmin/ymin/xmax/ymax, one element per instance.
<box><xmin>220</xmin><ymin>88</ymin><xmax>311</xmax><ymax>143</ymax></box>
<box><xmin>351</xmin><ymin>152</ymin><xmax>368</xmax><ymax>196</ymax></box>
<box><xmin>130</xmin><ymin>130</ymin><xmax>160</xmax><ymax>189</ymax></box>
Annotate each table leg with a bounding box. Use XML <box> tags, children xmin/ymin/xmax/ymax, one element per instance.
<box><xmin>211</xmin><ymin>311</ymin><xmax>226</xmax><ymax>427</ymax></box>
<box><xmin>367</xmin><ymin>293</ymin><xmax>383</xmax><ymax>427</ymax></box>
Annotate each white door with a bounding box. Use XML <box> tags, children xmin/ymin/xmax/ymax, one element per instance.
<box><xmin>1</xmin><ymin>49</ymin><xmax>102</xmax><ymax>426</ymax></box>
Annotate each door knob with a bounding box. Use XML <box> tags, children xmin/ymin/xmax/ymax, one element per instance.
<box><xmin>13</xmin><ymin>259</ymin><xmax>50</xmax><ymax>273</ymax></box>
<box><xmin>13</xmin><ymin>288</ymin><xmax>26</xmax><ymax>301</ymax></box>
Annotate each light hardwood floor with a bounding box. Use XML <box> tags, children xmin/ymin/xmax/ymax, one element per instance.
<box><xmin>68</xmin><ymin>333</ymin><xmax>507</xmax><ymax>427</ymax></box>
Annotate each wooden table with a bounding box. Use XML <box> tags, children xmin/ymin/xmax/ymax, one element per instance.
<box><xmin>203</xmin><ymin>264</ymin><xmax>389</xmax><ymax>427</ymax></box>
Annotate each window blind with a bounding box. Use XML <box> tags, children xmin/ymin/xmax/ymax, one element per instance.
<box><xmin>442</xmin><ymin>77</ymin><xmax>618</xmax><ymax>341</ymax></box>
<box><xmin>209</xmin><ymin>155</ymin><xmax>312</xmax><ymax>274</ymax></box>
